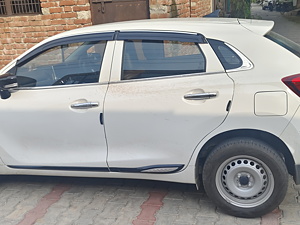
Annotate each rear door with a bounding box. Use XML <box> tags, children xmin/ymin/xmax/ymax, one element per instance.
<box><xmin>104</xmin><ymin>32</ymin><xmax>234</xmax><ymax>172</ymax></box>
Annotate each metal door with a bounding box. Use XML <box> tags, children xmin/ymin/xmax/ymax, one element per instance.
<box><xmin>90</xmin><ymin>0</ymin><xmax>149</xmax><ymax>25</ymax></box>
<box><xmin>104</xmin><ymin>36</ymin><xmax>233</xmax><ymax>170</ymax></box>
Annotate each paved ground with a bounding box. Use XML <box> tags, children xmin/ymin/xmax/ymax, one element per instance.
<box><xmin>0</xmin><ymin>175</ymin><xmax>299</xmax><ymax>225</ymax></box>
<box><xmin>251</xmin><ymin>3</ymin><xmax>300</xmax><ymax>44</ymax></box>
<box><xmin>0</xmin><ymin>176</ymin><xmax>300</xmax><ymax>225</ymax></box>
<box><xmin>1</xmin><ymin>4</ymin><xmax>300</xmax><ymax>225</ymax></box>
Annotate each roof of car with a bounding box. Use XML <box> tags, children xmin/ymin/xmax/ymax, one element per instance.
<box><xmin>48</xmin><ymin>18</ymin><xmax>274</xmax><ymax>41</ymax></box>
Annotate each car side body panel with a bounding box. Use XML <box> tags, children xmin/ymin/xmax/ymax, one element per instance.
<box><xmin>0</xmin><ymin>40</ymin><xmax>116</xmax><ymax>168</ymax></box>
<box><xmin>0</xmin><ymin>18</ymin><xmax>299</xmax><ymax>187</ymax></box>
<box><xmin>104</xmin><ymin>37</ymin><xmax>234</xmax><ymax>169</ymax></box>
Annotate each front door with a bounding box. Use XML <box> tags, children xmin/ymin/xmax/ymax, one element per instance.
<box><xmin>90</xmin><ymin>0</ymin><xmax>149</xmax><ymax>25</ymax></box>
<box><xmin>0</xmin><ymin>37</ymin><xmax>112</xmax><ymax>169</ymax></box>
<box><xmin>104</xmin><ymin>33</ymin><xmax>234</xmax><ymax>171</ymax></box>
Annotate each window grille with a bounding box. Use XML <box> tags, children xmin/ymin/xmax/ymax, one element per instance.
<box><xmin>0</xmin><ymin>0</ymin><xmax>41</xmax><ymax>16</ymax></box>
<box><xmin>0</xmin><ymin>0</ymin><xmax>6</xmax><ymax>15</ymax></box>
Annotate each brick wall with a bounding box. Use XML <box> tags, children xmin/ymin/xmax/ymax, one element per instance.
<box><xmin>0</xmin><ymin>0</ymin><xmax>92</xmax><ymax>70</ymax></box>
<box><xmin>0</xmin><ymin>0</ymin><xmax>212</xmax><ymax>70</ymax></box>
<box><xmin>150</xmin><ymin>0</ymin><xmax>212</xmax><ymax>18</ymax></box>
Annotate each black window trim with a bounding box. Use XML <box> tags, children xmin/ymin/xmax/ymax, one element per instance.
<box><xmin>13</xmin><ymin>34</ymin><xmax>112</xmax><ymax>88</ymax></box>
<box><xmin>16</xmin><ymin>32</ymin><xmax>115</xmax><ymax>67</ymax></box>
<box><xmin>121</xmin><ymin>39</ymin><xmax>207</xmax><ymax>81</ymax></box>
<box><xmin>207</xmin><ymin>38</ymin><xmax>253</xmax><ymax>72</ymax></box>
<box><xmin>16</xmin><ymin>31</ymin><xmax>207</xmax><ymax>67</ymax></box>
<box><xmin>115</xmin><ymin>31</ymin><xmax>207</xmax><ymax>44</ymax></box>
<box><xmin>11</xmin><ymin>30</ymin><xmax>209</xmax><ymax>86</ymax></box>
<box><xmin>116</xmin><ymin>31</ymin><xmax>208</xmax><ymax>81</ymax></box>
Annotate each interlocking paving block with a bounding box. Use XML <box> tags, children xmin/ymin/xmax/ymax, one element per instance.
<box><xmin>280</xmin><ymin>206</ymin><xmax>300</xmax><ymax>224</ymax></box>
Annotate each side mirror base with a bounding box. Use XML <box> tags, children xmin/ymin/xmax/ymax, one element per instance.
<box><xmin>0</xmin><ymin>89</ymin><xmax>11</xmax><ymax>100</ymax></box>
<box><xmin>0</xmin><ymin>73</ymin><xmax>18</xmax><ymax>100</ymax></box>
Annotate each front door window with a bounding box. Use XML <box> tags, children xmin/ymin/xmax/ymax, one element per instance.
<box><xmin>16</xmin><ymin>41</ymin><xmax>107</xmax><ymax>87</ymax></box>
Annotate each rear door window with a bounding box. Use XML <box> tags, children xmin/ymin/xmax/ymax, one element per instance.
<box><xmin>122</xmin><ymin>39</ymin><xmax>206</xmax><ymax>80</ymax></box>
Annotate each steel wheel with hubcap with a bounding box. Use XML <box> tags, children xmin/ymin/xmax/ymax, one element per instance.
<box><xmin>202</xmin><ymin>138</ymin><xmax>288</xmax><ymax>218</ymax></box>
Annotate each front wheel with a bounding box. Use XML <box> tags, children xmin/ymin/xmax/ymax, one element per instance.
<box><xmin>202</xmin><ymin>138</ymin><xmax>288</xmax><ymax>218</ymax></box>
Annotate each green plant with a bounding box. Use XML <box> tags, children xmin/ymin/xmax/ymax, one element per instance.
<box><xmin>231</xmin><ymin>0</ymin><xmax>251</xmax><ymax>19</ymax></box>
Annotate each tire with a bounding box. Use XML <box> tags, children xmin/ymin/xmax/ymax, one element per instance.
<box><xmin>202</xmin><ymin>138</ymin><xmax>288</xmax><ymax>218</ymax></box>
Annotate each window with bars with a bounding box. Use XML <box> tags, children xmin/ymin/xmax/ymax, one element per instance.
<box><xmin>0</xmin><ymin>0</ymin><xmax>41</xmax><ymax>16</ymax></box>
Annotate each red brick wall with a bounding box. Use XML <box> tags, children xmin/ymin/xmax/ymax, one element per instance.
<box><xmin>191</xmin><ymin>0</ymin><xmax>212</xmax><ymax>17</ymax></box>
<box><xmin>0</xmin><ymin>0</ymin><xmax>212</xmax><ymax>70</ymax></box>
<box><xmin>0</xmin><ymin>0</ymin><xmax>92</xmax><ymax>70</ymax></box>
<box><xmin>150</xmin><ymin>0</ymin><xmax>212</xmax><ymax>18</ymax></box>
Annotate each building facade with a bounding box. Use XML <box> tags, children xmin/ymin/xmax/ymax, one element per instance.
<box><xmin>0</xmin><ymin>0</ymin><xmax>212</xmax><ymax>70</ymax></box>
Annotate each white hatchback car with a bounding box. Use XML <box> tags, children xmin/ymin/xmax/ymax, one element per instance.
<box><xmin>0</xmin><ymin>18</ymin><xmax>300</xmax><ymax>218</ymax></box>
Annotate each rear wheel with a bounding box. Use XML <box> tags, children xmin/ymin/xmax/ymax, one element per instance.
<box><xmin>202</xmin><ymin>138</ymin><xmax>288</xmax><ymax>218</ymax></box>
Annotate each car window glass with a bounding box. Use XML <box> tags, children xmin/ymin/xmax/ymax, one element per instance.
<box><xmin>15</xmin><ymin>40</ymin><xmax>107</xmax><ymax>87</ymax></box>
<box><xmin>208</xmin><ymin>39</ymin><xmax>243</xmax><ymax>70</ymax></box>
<box><xmin>122</xmin><ymin>40</ymin><xmax>206</xmax><ymax>80</ymax></box>
<box><xmin>265</xmin><ymin>31</ymin><xmax>300</xmax><ymax>58</ymax></box>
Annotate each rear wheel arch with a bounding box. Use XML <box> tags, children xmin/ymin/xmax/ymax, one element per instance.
<box><xmin>201</xmin><ymin>137</ymin><xmax>288</xmax><ymax>217</ymax></box>
<box><xmin>195</xmin><ymin>129</ymin><xmax>295</xmax><ymax>185</ymax></box>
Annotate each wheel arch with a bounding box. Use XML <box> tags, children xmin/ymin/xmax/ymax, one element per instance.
<box><xmin>195</xmin><ymin>129</ymin><xmax>295</xmax><ymax>186</ymax></box>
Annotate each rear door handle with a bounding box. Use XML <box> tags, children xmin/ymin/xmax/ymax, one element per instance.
<box><xmin>71</xmin><ymin>102</ymin><xmax>99</xmax><ymax>109</ymax></box>
<box><xmin>184</xmin><ymin>92</ymin><xmax>218</xmax><ymax>100</ymax></box>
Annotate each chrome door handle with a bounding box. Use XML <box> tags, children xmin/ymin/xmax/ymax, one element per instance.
<box><xmin>71</xmin><ymin>102</ymin><xmax>99</xmax><ymax>109</ymax></box>
<box><xmin>184</xmin><ymin>92</ymin><xmax>218</xmax><ymax>100</ymax></box>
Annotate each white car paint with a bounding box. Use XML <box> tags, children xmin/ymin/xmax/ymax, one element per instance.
<box><xmin>0</xmin><ymin>17</ymin><xmax>298</xmax><ymax>176</ymax></box>
<box><xmin>105</xmin><ymin>40</ymin><xmax>233</xmax><ymax>168</ymax></box>
<box><xmin>0</xmin><ymin>18</ymin><xmax>300</xmax><ymax>217</ymax></box>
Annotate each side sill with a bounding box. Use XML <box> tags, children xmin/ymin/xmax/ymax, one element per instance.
<box><xmin>110</xmin><ymin>164</ymin><xmax>184</xmax><ymax>174</ymax></box>
<box><xmin>8</xmin><ymin>165</ymin><xmax>109</xmax><ymax>172</ymax></box>
<box><xmin>7</xmin><ymin>164</ymin><xmax>184</xmax><ymax>174</ymax></box>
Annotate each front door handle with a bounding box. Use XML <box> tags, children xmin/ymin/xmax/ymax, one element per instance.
<box><xmin>184</xmin><ymin>92</ymin><xmax>218</xmax><ymax>100</ymax></box>
<box><xmin>71</xmin><ymin>102</ymin><xmax>99</xmax><ymax>109</ymax></box>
